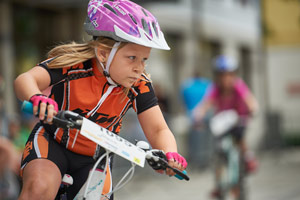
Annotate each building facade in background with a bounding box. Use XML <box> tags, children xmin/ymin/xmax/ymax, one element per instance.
<box><xmin>262</xmin><ymin>0</ymin><xmax>300</xmax><ymax>145</ymax></box>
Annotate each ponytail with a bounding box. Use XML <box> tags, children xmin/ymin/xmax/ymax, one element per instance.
<box><xmin>47</xmin><ymin>37</ymin><xmax>117</xmax><ymax>68</ymax></box>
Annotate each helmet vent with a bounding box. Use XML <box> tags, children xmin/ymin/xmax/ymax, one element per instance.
<box><xmin>129</xmin><ymin>14</ymin><xmax>137</xmax><ymax>24</ymax></box>
<box><xmin>103</xmin><ymin>3</ymin><xmax>118</xmax><ymax>16</ymax></box>
<box><xmin>142</xmin><ymin>8</ymin><xmax>148</xmax><ymax>17</ymax></box>
<box><xmin>152</xmin><ymin>22</ymin><xmax>158</xmax><ymax>37</ymax></box>
<box><xmin>141</xmin><ymin>18</ymin><xmax>150</xmax><ymax>35</ymax></box>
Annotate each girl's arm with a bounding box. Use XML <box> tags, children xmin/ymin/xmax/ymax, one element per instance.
<box><xmin>244</xmin><ymin>92</ymin><xmax>259</xmax><ymax>115</ymax></box>
<box><xmin>138</xmin><ymin>105</ymin><xmax>177</xmax><ymax>153</ymax></box>
<box><xmin>235</xmin><ymin>78</ymin><xmax>259</xmax><ymax>115</ymax></box>
<box><xmin>14</xmin><ymin>66</ymin><xmax>51</xmax><ymax>101</ymax></box>
<box><xmin>192</xmin><ymin>98</ymin><xmax>213</xmax><ymax>123</ymax></box>
<box><xmin>14</xmin><ymin>66</ymin><xmax>55</xmax><ymax>121</ymax></box>
<box><xmin>138</xmin><ymin>105</ymin><xmax>186</xmax><ymax>175</ymax></box>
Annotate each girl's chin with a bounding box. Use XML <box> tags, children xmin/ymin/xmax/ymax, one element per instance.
<box><xmin>112</xmin><ymin>78</ymin><xmax>135</xmax><ymax>88</ymax></box>
<box><xmin>119</xmin><ymin>82</ymin><xmax>133</xmax><ymax>88</ymax></box>
<box><xmin>125</xmin><ymin>80</ymin><xmax>137</xmax><ymax>87</ymax></box>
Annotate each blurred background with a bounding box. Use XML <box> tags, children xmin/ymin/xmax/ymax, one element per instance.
<box><xmin>0</xmin><ymin>0</ymin><xmax>300</xmax><ymax>199</ymax></box>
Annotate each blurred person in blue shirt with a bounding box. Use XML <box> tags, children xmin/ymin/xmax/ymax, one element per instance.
<box><xmin>181</xmin><ymin>72</ymin><xmax>212</xmax><ymax>168</ymax></box>
<box><xmin>181</xmin><ymin>73</ymin><xmax>211</xmax><ymax>117</ymax></box>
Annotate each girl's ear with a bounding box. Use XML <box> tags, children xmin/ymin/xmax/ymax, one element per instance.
<box><xmin>95</xmin><ymin>48</ymin><xmax>109</xmax><ymax>63</ymax></box>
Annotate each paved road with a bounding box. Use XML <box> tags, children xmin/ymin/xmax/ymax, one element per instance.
<box><xmin>113</xmin><ymin>148</ymin><xmax>300</xmax><ymax>200</ymax></box>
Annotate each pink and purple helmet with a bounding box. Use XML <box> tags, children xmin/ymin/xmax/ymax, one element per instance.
<box><xmin>84</xmin><ymin>0</ymin><xmax>170</xmax><ymax>50</ymax></box>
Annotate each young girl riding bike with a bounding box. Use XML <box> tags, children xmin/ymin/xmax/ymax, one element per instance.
<box><xmin>193</xmin><ymin>55</ymin><xmax>258</xmax><ymax>198</ymax></box>
<box><xmin>14</xmin><ymin>1</ymin><xmax>187</xmax><ymax>199</ymax></box>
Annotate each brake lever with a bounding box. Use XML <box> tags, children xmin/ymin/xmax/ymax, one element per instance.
<box><xmin>139</xmin><ymin>140</ymin><xmax>190</xmax><ymax>181</ymax></box>
<box><xmin>56</xmin><ymin>111</ymin><xmax>83</xmax><ymax>129</ymax></box>
<box><xmin>166</xmin><ymin>165</ymin><xmax>190</xmax><ymax>181</ymax></box>
<box><xmin>146</xmin><ymin>152</ymin><xmax>190</xmax><ymax>181</ymax></box>
<box><xmin>155</xmin><ymin>157</ymin><xmax>190</xmax><ymax>181</ymax></box>
<box><xmin>51</xmin><ymin>115</ymin><xmax>77</xmax><ymax>129</ymax></box>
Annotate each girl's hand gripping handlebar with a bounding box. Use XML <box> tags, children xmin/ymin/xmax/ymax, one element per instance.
<box><xmin>136</xmin><ymin>141</ymin><xmax>190</xmax><ymax>181</ymax></box>
<box><xmin>22</xmin><ymin>100</ymin><xmax>82</xmax><ymax>129</ymax></box>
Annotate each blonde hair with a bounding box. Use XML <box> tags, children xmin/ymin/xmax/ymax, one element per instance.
<box><xmin>47</xmin><ymin>37</ymin><xmax>119</xmax><ymax>69</ymax></box>
<box><xmin>46</xmin><ymin>37</ymin><xmax>151</xmax><ymax>97</ymax></box>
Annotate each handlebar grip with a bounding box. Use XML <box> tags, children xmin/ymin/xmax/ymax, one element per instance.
<box><xmin>174</xmin><ymin>170</ymin><xmax>189</xmax><ymax>181</ymax></box>
<box><xmin>22</xmin><ymin>100</ymin><xmax>34</xmax><ymax>115</ymax></box>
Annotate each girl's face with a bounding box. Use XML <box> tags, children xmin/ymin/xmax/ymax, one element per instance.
<box><xmin>109</xmin><ymin>43</ymin><xmax>151</xmax><ymax>88</ymax></box>
<box><xmin>216</xmin><ymin>72</ymin><xmax>236</xmax><ymax>91</ymax></box>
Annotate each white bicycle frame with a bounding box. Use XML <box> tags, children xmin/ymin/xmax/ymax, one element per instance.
<box><xmin>74</xmin><ymin>117</ymin><xmax>147</xmax><ymax>200</ymax></box>
<box><xmin>209</xmin><ymin>109</ymin><xmax>243</xmax><ymax>197</ymax></box>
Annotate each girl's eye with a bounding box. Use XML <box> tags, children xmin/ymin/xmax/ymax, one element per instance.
<box><xmin>128</xmin><ymin>56</ymin><xmax>136</xmax><ymax>60</ymax></box>
<box><xmin>142</xmin><ymin>58</ymin><xmax>148</xmax><ymax>65</ymax></box>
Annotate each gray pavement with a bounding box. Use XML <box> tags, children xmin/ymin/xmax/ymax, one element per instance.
<box><xmin>113</xmin><ymin>148</ymin><xmax>300</xmax><ymax>200</ymax></box>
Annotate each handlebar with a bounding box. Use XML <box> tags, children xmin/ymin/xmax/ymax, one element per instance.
<box><xmin>22</xmin><ymin>101</ymin><xmax>189</xmax><ymax>181</ymax></box>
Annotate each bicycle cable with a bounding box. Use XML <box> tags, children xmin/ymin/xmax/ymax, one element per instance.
<box><xmin>83</xmin><ymin>151</ymin><xmax>109</xmax><ymax>198</ymax></box>
<box><xmin>105</xmin><ymin>162</ymin><xmax>136</xmax><ymax>198</ymax></box>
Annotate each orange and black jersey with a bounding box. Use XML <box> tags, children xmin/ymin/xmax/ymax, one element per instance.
<box><xmin>37</xmin><ymin>58</ymin><xmax>158</xmax><ymax>157</ymax></box>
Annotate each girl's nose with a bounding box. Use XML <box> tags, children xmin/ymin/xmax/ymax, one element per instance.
<box><xmin>133</xmin><ymin>62</ymin><xmax>145</xmax><ymax>73</ymax></box>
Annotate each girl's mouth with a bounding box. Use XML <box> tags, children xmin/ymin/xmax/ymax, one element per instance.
<box><xmin>129</xmin><ymin>77</ymin><xmax>138</xmax><ymax>82</ymax></box>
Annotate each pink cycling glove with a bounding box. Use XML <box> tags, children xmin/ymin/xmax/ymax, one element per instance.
<box><xmin>29</xmin><ymin>94</ymin><xmax>59</xmax><ymax>113</ymax></box>
<box><xmin>166</xmin><ymin>152</ymin><xmax>188</xmax><ymax>168</ymax></box>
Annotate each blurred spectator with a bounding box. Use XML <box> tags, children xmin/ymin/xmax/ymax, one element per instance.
<box><xmin>181</xmin><ymin>72</ymin><xmax>211</xmax><ymax>117</ymax></box>
<box><xmin>0</xmin><ymin>136</ymin><xmax>21</xmax><ymax>199</ymax></box>
<box><xmin>0</xmin><ymin>75</ymin><xmax>21</xmax><ymax>199</ymax></box>
<box><xmin>0</xmin><ymin>75</ymin><xmax>9</xmax><ymax>138</ymax></box>
<box><xmin>180</xmin><ymin>72</ymin><xmax>212</xmax><ymax>168</ymax></box>
<box><xmin>8</xmin><ymin>112</ymin><xmax>34</xmax><ymax>153</ymax></box>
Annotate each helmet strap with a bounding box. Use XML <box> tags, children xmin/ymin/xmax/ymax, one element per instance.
<box><xmin>95</xmin><ymin>42</ymin><xmax>121</xmax><ymax>86</ymax></box>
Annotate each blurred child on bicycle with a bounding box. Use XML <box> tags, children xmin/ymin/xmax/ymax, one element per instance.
<box><xmin>193</xmin><ymin>55</ymin><xmax>259</xmax><ymax>196</ymax></box>
<box><xmin>14</xmin><ymin>1</ymin><xmax>187</xmax><ymax>199</ymax></box>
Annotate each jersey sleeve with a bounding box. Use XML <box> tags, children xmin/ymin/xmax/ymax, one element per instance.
<box><xmin>38</xmin><ymin>58</ymin><xmax>66</xmax><ymax>85</ymax></box>
<box><xmin>133</xmin><ymin>79</ymin><xmax>158</xmax><ymax>114</ymax></box>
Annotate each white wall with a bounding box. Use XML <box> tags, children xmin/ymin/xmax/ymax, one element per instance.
<box><xmin>266</xmin><ymin>47</ymin><xmax>300</xmax><ymax>134</ymax></box>
<box><xmin>201</xmin><ymin>0</ymin><xmax>260</xmax><ymax>48</ymax></box>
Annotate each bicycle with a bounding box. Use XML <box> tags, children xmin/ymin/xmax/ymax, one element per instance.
<box><xmin>209</xmin><ymin>109</ymin><xmax>247</xmax><ymax>200</ymax></box>
<box><xmin>22</xmin><ymin>101</ymin><xmax>189</xmax><ymax>200</ymax></box>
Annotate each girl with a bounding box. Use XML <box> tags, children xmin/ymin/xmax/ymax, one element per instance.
<box><xmin>193</xmin><ymin>55</ymin><xmax>258</xmax><ymax>198</ymax></box>
<box><xmin>14</xmin><ymin>0</ymin><xmax>187</xmax><ymax>199</ymax></box>
<box><xmin>193</xmin><ymin>55</ymin><xmax>258</xmax><ymax>120</ymax></box>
